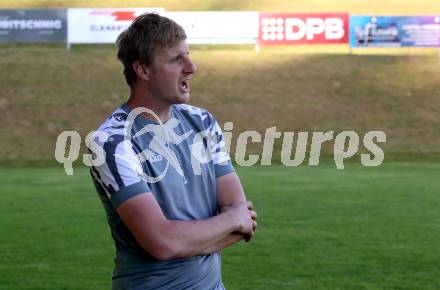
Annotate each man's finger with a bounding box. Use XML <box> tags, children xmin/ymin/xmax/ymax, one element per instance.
<box><xmin>249</xmin><ymin>210</ymin><xmax>257</xmax><ymax>219</ymax></box>
<box><xmin>247</xmin><ymin>200</ymin><xmax>254</xmax><ymax>210</ymax></box>
<box><xmin>244</xmin><ymin>231</ymin><xmax>254</xmax><ymax>242</ymax></box>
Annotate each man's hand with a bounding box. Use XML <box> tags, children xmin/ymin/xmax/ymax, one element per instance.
<box><xmin>222</xmin><ymin>201</ymin><xmax>257</xmax><ymax>242</ymax></box>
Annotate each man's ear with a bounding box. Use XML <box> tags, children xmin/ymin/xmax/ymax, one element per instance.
<box><xmin>133</xmin><ymin>61</ymin><xmax>150</xmax><ymax>81</ymax></box>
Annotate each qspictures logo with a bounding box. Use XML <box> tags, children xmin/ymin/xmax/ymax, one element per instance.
<box><xmin>54</xmin><ymin>106</ymin><xmax>386</xmax><ymax>180</ymax></box>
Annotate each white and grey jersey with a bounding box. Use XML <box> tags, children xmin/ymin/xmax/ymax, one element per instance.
<box><xmin>90</xmin><ymin>103</ymin><xmax>234</xmax><ymax>290</ymax></box>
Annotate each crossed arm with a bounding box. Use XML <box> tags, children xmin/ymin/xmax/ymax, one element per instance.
<box><xmin>116</xmin><ymin>172</ymin><xmax>257</xmax><ymax>261</ymax></box>
<box><xmin>200</xmin><ymin>172</ymin><xmax>256</xmax><ymax>254</ymax></box>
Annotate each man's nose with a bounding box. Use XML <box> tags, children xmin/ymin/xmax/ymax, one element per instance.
<box><xmin>184</xmin><ymin>57</ymin><xmax>197</xmax><ymax>75</ymax></box>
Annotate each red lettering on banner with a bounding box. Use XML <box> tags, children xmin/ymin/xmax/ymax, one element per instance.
<box><xmin>259</xmin><ymin>13</ymin><xmax>349</xmax><ymax>45</ymax></box>
<box><xmin>111</xmin><ymin>11</ymin><xmax>136</xmax><ymax>21</ymax></box>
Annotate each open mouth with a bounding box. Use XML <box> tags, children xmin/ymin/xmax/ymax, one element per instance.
<box><xmin>180</xmin><ymin>79</ymin><xmax>190</xmax><ymax>92</ymax></box>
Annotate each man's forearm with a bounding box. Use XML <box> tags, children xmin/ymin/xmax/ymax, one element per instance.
<box><xmin>216</xmin><ymin>173</ymin><xmax>247</xmax><ymax>208</ymax></box>
<box><xmin>160</xmin><ymin>211</ymin><xmax>239</xmax><ymax>259</ymax></box>
<box><xmin>117</xmin><ymin>193</ymin><xmax>244</xmax><ymax>261</ymax></box>
<box><xmin>216</xmin><ymin>173</ymin><xmax>257</xmax><ymax>245</ymax></box>
<box><xmin>200</xmin><ymin>233</ymin><xmax>244</xmax><ymax>255</ymax></box>
<box><xmin>117</xmin><ymin>192</ymin><xmax>255</xmax><ymax>261</ymax></box>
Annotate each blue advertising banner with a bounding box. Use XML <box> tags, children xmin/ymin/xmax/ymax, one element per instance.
<box><xmin>350</xmin><ymin>16</ymin><xmax>440</xmax><ymax>47</ymax></box>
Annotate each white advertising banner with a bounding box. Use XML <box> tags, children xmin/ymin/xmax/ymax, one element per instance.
<box><xmin>164</xmin><ymin>11</ymin><xmax>259</xmax><ymax>44</ymax></box>
<box><xmin>67</xmin><ymin>8</ymin><xmax>164</xmax><ymax>44</ymax></box>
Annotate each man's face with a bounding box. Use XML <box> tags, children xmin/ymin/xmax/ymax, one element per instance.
<box><xmin>147</xmin><ymin>40</ymin><xmax>197</xmax><ymax>105</ymax></box>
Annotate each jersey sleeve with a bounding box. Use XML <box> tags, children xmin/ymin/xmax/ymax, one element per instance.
<box><xmin>205</xmin><ymin>113</ymin><xmax>235</xmax><ymax>178</ymax></box>
<box><xmin>90</xmin><ymin>134</ymin><xmax>151</xmax><ymax>209</ymax></box>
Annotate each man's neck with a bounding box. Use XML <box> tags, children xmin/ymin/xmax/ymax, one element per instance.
<box><xmin>126</xmin><ymin>88</ymin><xmax>172</xmax><ymax>123</ymax></box>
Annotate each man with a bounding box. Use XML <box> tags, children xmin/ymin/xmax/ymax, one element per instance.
<box><xmin>90</xmin><ymin>13</ymin><xmax>257</xmax><ymax>290</ymax></box>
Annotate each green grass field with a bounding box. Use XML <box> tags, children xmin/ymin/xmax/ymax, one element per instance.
<box><xmin>1</xmin><ymin>163</ymin><xmax>439</xmax><ymax>290</ymax></box>
<box><xmin>1</xmin><ymin>1</ymin><xmax>439</xmax><ymax>289</ymax></box>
